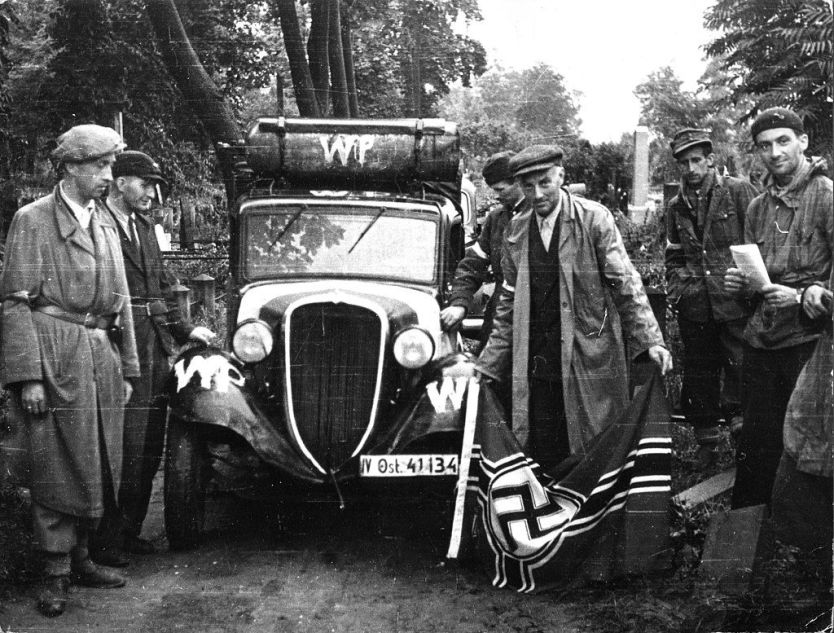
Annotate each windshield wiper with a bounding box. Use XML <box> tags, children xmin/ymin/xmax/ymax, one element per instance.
<box><xmin>347</xmin><ymin>207</ymin><xmax>386</xmax><ymax>253</ymax></box>
<box><xmin>270</xmin><ymin>205</ymin><xmax>306</xmax><ymax>247</ymax></box>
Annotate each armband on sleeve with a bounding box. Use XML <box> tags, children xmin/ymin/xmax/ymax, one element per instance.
<box><xmin>3</xmin><ymin>291</ymin><xmax>32</xmax><ymax>306</ymax></box>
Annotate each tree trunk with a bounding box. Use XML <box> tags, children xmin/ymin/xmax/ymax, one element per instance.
<box><xmin>145</xmin><ymin>0</ymin><xmax>240</xmax><ymax>145</ymax></box>
<box><xmin>340</xmin><ymin>1</ymin><xmax>359</xmax><ymax>117</ymax></box>
<box><xmin>307</xmin><ymin>0</ymin><xmax>331</xmax><ymax>115</ymax></box>
<box><xmin>328</xmin><ymin>0</ymin><xmax>349</xmax><ymax>118</ymax></box>
<box><xmin>274</xmin><ymin>0</ymin><xmax>320</xmax><ymax>117</ymax></box>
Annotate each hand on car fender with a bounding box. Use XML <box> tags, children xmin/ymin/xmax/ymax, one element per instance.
<box><xmin>440</xmin><ymin>306</ymin><xmax>467</xmax><ymax>331</ymax></box>
<box><xmin>441</xmin><ymin>357</ymin><xmax>478</xmax><ymax>379</ymax></box>
<box><xmin>647</xmin><ymin>345</ymin><xmax>673</xmax><ymax>376</ymax></box>
<box><xmin>189</xmin><ymin>326</ymin><xmax>216</xmax><ymax>345</ymax></box>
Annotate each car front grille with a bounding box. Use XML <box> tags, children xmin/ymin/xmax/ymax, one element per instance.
<box><xmin>286</xmin><ymin>302</ymin><xmax>383</xmax><ymax>473</ymax></box>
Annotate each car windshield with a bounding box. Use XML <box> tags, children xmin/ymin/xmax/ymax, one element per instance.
<box><xmin>243</xmin><ymin>204</ymin><xmax>439</xmax><ymax>283</ymax></box>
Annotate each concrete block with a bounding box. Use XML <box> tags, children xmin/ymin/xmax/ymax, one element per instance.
<box><xmin>699</xmin><ymin>504</ymin><xmax>772</xmax><ymax>595</ymax></box>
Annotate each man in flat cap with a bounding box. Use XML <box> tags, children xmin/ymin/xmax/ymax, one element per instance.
<box><xmin>724</xmin><ymin>107</ymin><xmax>832</xmax><ymax>509</ymax></box>
<box><xmin>0</xmin><ymin>124</ymin><xmax>140</xmax><ymax>616</ymax></box>
<box><xmin>91</xmin><ymin>151</ymin><xmax>215</xmax><ymax>566</ymax></box>
<box><xmin>441</xmin><ymin>150</ymin><xmax>526</xmax><ymax>346</ymax></box>
<box><xmin>665</xmin><ymin>129</ymin><xmax>758</xmax><ymax>469</ymax></box>
<box><xmin>460</xmin><ymin>144</ymin><xmax>671</xmax><ymax>470</ymax></box>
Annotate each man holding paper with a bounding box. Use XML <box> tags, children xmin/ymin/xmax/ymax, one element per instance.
<box><xmin>724</xmin><ymin>107</ymin><xmax>832</xmax><ymax>509</ymax></box>
<box><xmin>665</xmin><ymin>128</ymin><xmax>758</xmax><ymax>470</ymax></box>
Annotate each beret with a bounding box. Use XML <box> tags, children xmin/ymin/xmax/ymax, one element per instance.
<box><xmin>51</xmin><ymin>124</ymin><xmax>125</xmax><ymax>163</ymax></box>
<box><xmin>670</xmin><ymin>128</ymin><xmax>712</xmax><ymax>158</ymax></box>
<box><xmin>482</xmin><ymin>151</ymin><xmax>516</xmax><ymax>186</ymax></box>
<box><xmin>509</xmin><ymin>144</ymin><xmax>564</xmax><ymax>178</ymax></box>
<box><xmin>113</xmin><ymin>150</ymin><xmax>167</xmax><ymax>185</ymax></box>
<box><xmin>750</xmin><ymin>107</ymin><xmax>805</xmax><ymax>140</ymax></box>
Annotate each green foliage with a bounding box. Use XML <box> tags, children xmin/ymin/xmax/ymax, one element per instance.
<box><xmin>704</xmin><ymin>0</ymin><xmax>833</xmax><ymax>154</ymax></box>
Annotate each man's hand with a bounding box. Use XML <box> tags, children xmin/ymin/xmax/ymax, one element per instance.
<box><xmin>188</xmin><ymin>326</ymin><xmax>216</xmax><ymax>345</ymax></box>
<box><xmin>761</xmin><ymin>283</ymin><xmax>800</xmax><ymax>310</ymax></box>
<box><xmin>801</xmin><ymin>285</ymin><xmax>833</xmax><ymax>320</ymax></box>
<box><xmin>723</xmin><ymin>267</ymin><xmax>749</xmax><ymax>295</ymax></box>
<box><xmin>647</xmin><ymin>345</ymin><xmax>673</xmax><ymax>376</ymax></box>
<box><xmin>123</xmin><ymin>379</ymin><xmax>134</xmax><ymax>404</ymax></box>
<box><xmin>20</xmin><ymin>380</ymin><xmax>46</xmax><ymax>416</ymax></box>
<box><xmin>441</xmin><ymin>358</ymin><xmax>478</xmax><ymax>379</ymax></box>
<box><xmin>440</xmin><ymin>306</ymin><xmax>467</xmax><ymax>331</ymax></box>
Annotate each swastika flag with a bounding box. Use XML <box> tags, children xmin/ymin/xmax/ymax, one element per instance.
<box><xmin>447</xmin><ymin>372</ymin><xmax>672</xmax><ymax>593</ymax></box>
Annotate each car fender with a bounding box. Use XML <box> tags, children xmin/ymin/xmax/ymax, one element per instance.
<box><xmin>169</xmin><ymin>346</ymin><xmax>323</xmax><ymax>482</ymax></box>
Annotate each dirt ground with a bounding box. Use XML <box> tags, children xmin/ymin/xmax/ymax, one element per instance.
<box><xmin>0</xmin><ymin>476</ymin><xmax>589</xmax><ymax>633</ymax></box>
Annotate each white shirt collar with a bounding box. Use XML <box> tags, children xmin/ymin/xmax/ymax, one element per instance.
<box><xmin>59</xmin><ymin>182</ymin><xmax>95</xmax><ymax>230</ymax></box>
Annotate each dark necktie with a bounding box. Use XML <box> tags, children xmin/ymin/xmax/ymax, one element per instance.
<box><xmin>128</xmin><ymin>214</ymin><xmax>143</xmax><ymax>257</ymax></box>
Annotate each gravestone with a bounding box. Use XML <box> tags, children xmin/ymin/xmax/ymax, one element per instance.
<box><xmin>631</xmin><ymin>126</ymin><xmax>650</xmax><ymax>209</ymax></box>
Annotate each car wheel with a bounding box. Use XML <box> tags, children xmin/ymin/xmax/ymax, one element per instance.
<box><xmin>164</xmin><ymin>415</ymin><xmax>207</xmax><ymax>550</ymax></box>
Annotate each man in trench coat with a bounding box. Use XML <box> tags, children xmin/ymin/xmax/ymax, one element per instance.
<box><xmin>472</xmin><ymin>145</ymin><xmax>672</xmax><ymax>469</ymax></box>
<box><xmin>0</xmin><ymin>124</ymin><xmax>140</xmax><ymax>617</ymax></box>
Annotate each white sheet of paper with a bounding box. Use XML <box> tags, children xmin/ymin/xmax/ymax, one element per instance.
<box><xmin>730</xmin><ymin>244</ymin><xmax>770</xmax><ymax>291</ymax></box>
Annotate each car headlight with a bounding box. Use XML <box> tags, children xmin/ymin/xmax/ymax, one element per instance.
<box><xmin>232</xmin><ymin>319</ymin><xmax>274</xmax><ymax>363</ymax></box>
<box><xmin>392</xmin><ymin>326</ymin><xmax>434</xmax><ymax>369</ymax></box>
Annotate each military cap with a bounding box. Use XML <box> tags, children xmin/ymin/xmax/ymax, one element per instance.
<box><xmin>482</xmin><ymin>151</ymin><xmax>516</xmax><ymax>186</ymax></box>
<box><xmin>670</xmin><ymin>128</ymin><xmax>713</xmax><ymax>158</ymax></box>
<box><xmin>509</xmin><ymin>145</ymin><xmax>564</xmax><ymax>178</ymax></box>
<box><xmin>750</xmin><ymin>107</ymin><xmax>805</xmax><ymax>141</ymax></box>
<box><xmin>113</xmin><ymin>150</ymin><xmax>167</xmax><ymax>185</ymax></box>
<box><xmin>51</xmin><ymin>124</ymin><xmax>125</xmax><ymax>163</ymax></box>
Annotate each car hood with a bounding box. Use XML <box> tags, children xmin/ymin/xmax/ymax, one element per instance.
<box><xmin>237</xmin><ymin>280</ymin><xmax>452</xmax><ymax>358</ymax></box>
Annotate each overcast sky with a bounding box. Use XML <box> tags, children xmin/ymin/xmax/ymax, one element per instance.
<box><xmin>464</xmin><ymin>0</ymin><xmax>716</xmax><ymax>143</ymax></box>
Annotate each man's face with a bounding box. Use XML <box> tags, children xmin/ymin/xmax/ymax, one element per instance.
<box><xmin>65</xmin><ymin>153</ymin><xmax>117</xmax><ymax>201</ymax></box>
<box><xmin>676</xmin><ymin>146</ymin><xmax>713</xmax><ymax>187</ymax></box>
<box><xmin>117</xmin><ymin>175</ymin><xmax>158</xmax><ymax>213</ymax></box>
<box><xmin>518</xmin><ymin>166</ymin><xmax>564</xmax><ymax>217</ymax></box>
<box><xmin>490</xmin><ymin>179</ymin><xmax>522</xmax><ymax>208</ymax></box>
<box><xmin>755</xmin><ymin>127</ymin><xmax>808</xmax><ymax>182</ymax></box>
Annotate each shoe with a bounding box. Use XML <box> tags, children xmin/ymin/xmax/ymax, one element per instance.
<box><xmin>123</xmin><ymin>535</ymin><xmax>156</xmax><ymax>555</ymax></box>
<box><xmin>71</xmin><ymin>560</ymin><xmax>126</xmax><ymax>588</ymax></box>
<box><xmin>90</xmin><ymin>546</ymin><xmax>130</xmax><ymax>568</ymax></box>
<box><xmin>36</xmin><ymin>575</ymin><xmax>70</xmax><ymax>617</ymax></box>
<box><xmin>694</xmin><ymin>445</ymin><xmax>718</xmax><ymax>472</ymax></box>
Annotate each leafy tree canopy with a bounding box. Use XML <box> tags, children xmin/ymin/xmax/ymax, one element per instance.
<box><xmin>704</xmin><ymin>0</ymin><xmax>832</xmax><ymax>153</ymax></box>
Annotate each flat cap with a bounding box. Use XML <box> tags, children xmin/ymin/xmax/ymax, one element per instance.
<box><xmin>670</xmin><ymin>128</ymin><xmax>712</xmax><ymax>158</ymax></box>
<box><xmin>51</xmin><ymin>124</ymin><xmax>125</xmax><ymax>163</ymax></box>
<box><xmin>113</xmin><ymin>150</ymin><xmax>167</xmax><ymax>185</ymax></box>
<box><xmin>751</xmin><ymin>107</ymin><xmax>805</xmax><ymax>140</ymax></box>
<box><xmin>509</xmin><ymin>145</ymin><xmax>564</xmax><ymax>178</ymax></box>
<box><xmin>482</xmin><ymin>151</ymin><xmax>516</xmax><ymax>186</ymax></box>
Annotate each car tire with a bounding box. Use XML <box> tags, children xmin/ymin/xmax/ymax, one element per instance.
<box><xmin>164</xmin><ymin>415</ymin><xmax>207</xmax><ymax>551</ymax></box>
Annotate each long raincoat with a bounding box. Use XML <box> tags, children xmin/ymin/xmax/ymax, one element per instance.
<box><xmin>478</xmin><ymin>190</ymin><xmax>665</xmax><ymax>457</ymax></box>
<box><xmin>0</xmin><ymin>188</ymin><xmax>140</xmax><ymax>518</ymax></box>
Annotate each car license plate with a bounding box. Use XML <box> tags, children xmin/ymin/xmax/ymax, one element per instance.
<box><xmin>359</xmin><ymin>454</ymin><xmax>459</xmax><ymax>477</ymax></box>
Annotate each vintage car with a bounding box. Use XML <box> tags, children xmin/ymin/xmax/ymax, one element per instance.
<box><xmin>164</xmin><ymin>118</ymin><xmax>479</xmax><ymax>549</ymax></box>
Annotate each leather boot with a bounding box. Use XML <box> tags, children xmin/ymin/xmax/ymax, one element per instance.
<box><xmin>71</xmin><ymin>559</ymin><xmax>126</xmax><ymax>588</ymax></box>
<box><xmin>36</xmin><ymin>575</ymin><xmax>70</xmax><ymax>617</ymax></box>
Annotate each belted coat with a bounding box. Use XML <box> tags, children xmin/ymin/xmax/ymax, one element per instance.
<box><xmin>477</xmin><ymin>190</ymin><xmax>665</xmax><ymax>456</ymax></box>
<box><xmin>0</xmin><ymin>188</ymin><xmax>140</xmax><ymax>518</ymax></box>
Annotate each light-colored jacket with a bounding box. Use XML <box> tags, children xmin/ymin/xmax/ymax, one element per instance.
<box><xmin>478</xmin><ymin>190</ymin><xmax>665</xmax><ymax>456</ymax></box>
<box><xmin>1</xmin><ymin>188</ymin><xmax>140</xmax><ymax>517</ymax></box>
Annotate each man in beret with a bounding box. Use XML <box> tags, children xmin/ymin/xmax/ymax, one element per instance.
<box><xmin>724</xmin><ymin>107</ymin><xmax>832</xmax><ymax>508</ymax></box>
<box><xmin>0</xmin><ymin>124</ymin><xmax>140</xmax><ymax>616</ymax></box>
<box><xmin>91</xmin><ymin>151</ymin><xmax>215</xmax><ymax>566</ymax></box>
<box><xmin>665</xmin><ymin>129</ymin><xmax>758</xmax><ymax>470</ymax></box>
<box><xmin>461</xmin><ymin>145</ymin><xmax>671</xmax><ymax>470</ymax></box>
<box><xmin>441</xmin><ymin>150</ymin><xmax>526</xmax><ymax>347</ymax></box>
